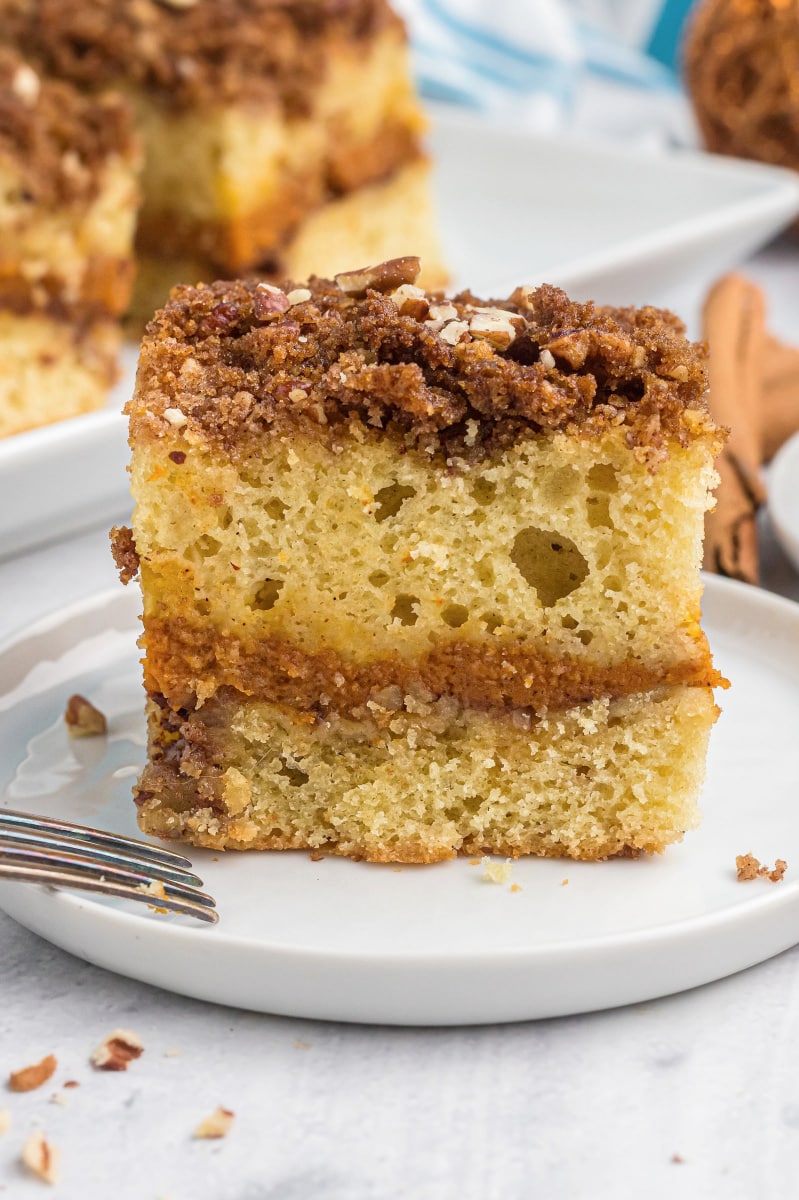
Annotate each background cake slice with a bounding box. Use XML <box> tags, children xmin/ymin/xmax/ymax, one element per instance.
<box><xmin>3</xmin><ymin>0</ymin><xmax>445</xmax><ymax>321</ymax></box>
<box><xmin>114</xmin><ymin>258</ymin><xmax>725</xmax><ymax>863</ymax></box>
<box><xmin>0</xmin><ymin>48</ymin><xmax>139</xmax><ymax>436</ymax></box>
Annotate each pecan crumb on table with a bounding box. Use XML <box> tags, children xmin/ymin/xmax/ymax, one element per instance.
<box><xmin>193</xmin><ymin>1107</ymin><xmax>235</xmax><ymax>1139</ymax></box>
<box><xmin>90</xmin><ymin>1029</ymin><xmax>144</xmax><ymax>1071</ymax></box>
<box><xmin>8</xmin><ymin>1053</ymin><xmax>57</xmax><ymax>1093</ymax></box>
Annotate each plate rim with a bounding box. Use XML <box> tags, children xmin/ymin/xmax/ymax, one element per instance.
<box><xmin>3</xmin><ymin>847</ymin><xmax>794</xmax><ymax>967</ymax></box>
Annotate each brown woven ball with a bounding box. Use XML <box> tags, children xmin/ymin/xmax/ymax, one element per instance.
<box><xmin>685</xmin><ymin>0</ymin><xmax>799</xmax><ymax>174</ymax></box>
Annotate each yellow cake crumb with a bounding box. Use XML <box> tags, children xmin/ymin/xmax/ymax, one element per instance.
<box><xmin>481</xmin><ymin>857</ymin><xmax>513</xmax><ymax>884</ymax></box>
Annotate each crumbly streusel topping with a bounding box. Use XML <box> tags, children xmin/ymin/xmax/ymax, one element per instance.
<box><xmin>130</xmin><ymin>260</ymin><xmax>719</xmax><ymax>466</ymax></box>
<box><xmin>0</xmin><ymin>46</ymin><xmax>137</xmax><ymax>206</ymax></box>
<box><xmin>1</xmin><ymin>0</ymin><xmax>398</xmax><ymax>113</ymax></box>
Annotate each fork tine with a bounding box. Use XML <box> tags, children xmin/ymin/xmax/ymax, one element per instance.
<box><xmin>0</xmin><ymin>844</ymin><xmax>216</xmax><ymax>908</ymax></box>
<box><xmin>0</xmin><ymin>829</ymin><xmax>203</xmax><ymax>887</ymax></box>
<box><xmin>0</xmin><ymin>862</ymin><xmax>218</xmax><ymax>924</ymax></box>
<box><xmin>0</xmin><ymin>809</ymin><xmax>193</xmax><ymax>869</ymax></box>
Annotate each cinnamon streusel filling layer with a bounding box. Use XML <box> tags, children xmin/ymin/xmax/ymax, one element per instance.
<box><xmin>140</xmin><ymin>616</ymin><xmax>723</xmax><ymax>716</ymax></box>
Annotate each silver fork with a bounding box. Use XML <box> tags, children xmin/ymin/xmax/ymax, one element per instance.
<box><xmin>0</xmin><ymin>809</ymin><xmax>218</xmax><ymax>924</ymax></box>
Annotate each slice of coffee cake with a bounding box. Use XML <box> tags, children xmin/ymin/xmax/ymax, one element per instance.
<box><xmin>0</xmin><ymin>48</ymin><xmax>139</xmax><ymax>436</ymax></box>
<box><xmin>4</xmin><ymin>0</ymin><xmax>445</xmax><ymax>319</ymax></box>
<box><xmin>114</xmin><ymin>258</ymin><xmax>725</xmax><ymax>863</ymax></box>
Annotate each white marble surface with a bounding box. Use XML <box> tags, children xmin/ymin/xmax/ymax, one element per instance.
<box><xmin>2</xmin><ymin>246</ymin><xmax>799</xmax><ymax>1200</ymax></box>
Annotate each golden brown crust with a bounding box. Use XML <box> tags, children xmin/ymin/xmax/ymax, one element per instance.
<box><xmin>141</xmin><ymin>615</ymin><xmax>725</xmax><ymax>716</ymax></box>
<box><xmin>3</xmin><ymin>0</ymin><xmax>400</xmax><ymax>113</ymax></box>
<box><xmin>137</xmin><ymin>784</ymin><xmax>676</xmax><ymax>862</ymax></box>
<box><xmin>131</xmin><ymin>275</ymin><xmax>721</xmax><ymax>466</ymax></box>
<box><xmin>0</xmin><ymin>47</ymin><xmax>137</xmax><ymax>208</ymax></box>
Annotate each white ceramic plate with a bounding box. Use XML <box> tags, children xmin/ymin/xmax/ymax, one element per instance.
<box><xmin>770</xmin><ymin>432</ymin><xmax>799</xmax><ymax>575</ymax></box>
<box><xmin>2</xmin><ymin>107</ymin><xmax>799</xmax><ymax>561</ymax></box>
<box><xmin>1</xmin><ymin>575</ymin><xmax>799</xmax><ymax>1025</ymax></box>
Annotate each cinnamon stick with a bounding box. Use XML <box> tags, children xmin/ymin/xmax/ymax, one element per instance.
<box><xmin>761</xmin><ymin>335</ymin><xmax>799</xmax><ymax>463</ymax></box>
<box><xmin>702</xmin><ymin>274</ymin><xmax>768</xmax><ymax>585</ymax></box>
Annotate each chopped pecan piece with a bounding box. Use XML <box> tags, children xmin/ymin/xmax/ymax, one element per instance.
<box><xmin>335</xmin><ymin>256</ymin><xmax>421</xmax><ymax>296</ymax></box>
<box><xmin>9</xmin><ymin>1053</ymin><xmax>57</xmax><ymax>1093</ymax></box>
<box><xmin>11</xmin><ymin>64</ymin><xmax>40</xmax><ymax>105</ymax></box>
<box><xmin>468</xmin><ymin>309</ymin><xmax>518</xmax><ymax>350</ymax></box>
<box><xmin>439</xmin><ymin>320</ymin><xmax>469</xmax><ymax>346</ymax></box>
<box><xmin>253</xmin><ymin>284</ymin><xmax>290</xmax><ymax>321</ymax></box>
<box><xmin>193</xmin><ymin>1107</ymin><xmax>235</xmax><ymax>1139</ymax></box>
<box><xmin>286</xmin><ymin>288</ymin><xmax>312</xmax><ymax>306</ymax></box>
<box><xmin>205</xmin><ymin>301</ymin><xmax>240</xmax><ymax>333</ymax></box>
<box><xmin>21</xmin><ymin>1131</ymin><xmax>59</xmax><ymax>1185</ymax></box>
<box><xmin>389</xmin><ymin>283</ymin><xmax>429</xmax><ymax>319</ymax></box>
<box><xmin>64</xmin><ymin>694</ymin><xmax>107</xmax><ymax>738</ymax></box>
<box><xmin>90</xmin><ymin>1029</ymin><xmax>143</xmax><ymax>1071</ymax></box>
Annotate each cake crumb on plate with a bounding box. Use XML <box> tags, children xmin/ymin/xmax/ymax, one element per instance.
<box><xmin>481</xmin><ymin>857</ymin><xmax>512</xmax><ymax>884</ymax></box>
<box><xmin>735</xmin><ymin>853</ymin><xmax>787</xmax><ymax>882</ymax></box>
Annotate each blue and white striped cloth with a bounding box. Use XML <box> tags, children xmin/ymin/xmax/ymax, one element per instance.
<box><xmin>395</xmin><ymin>0</ymin><xmax>698</xmax><ymax>146</ymax></box>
